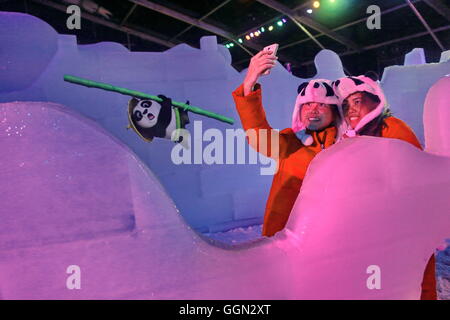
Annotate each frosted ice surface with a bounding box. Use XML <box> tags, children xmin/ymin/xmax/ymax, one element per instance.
<box><xmin>314</xmin><ymin>49</ymin><xmax>346</xmax><ymax>80</ymax></box>
<box><xmin>0</xmin><ymin>14</ymin><xmax>449</xmax><ymax>298</ymax></box>
<box><xmin>424</xmin><ymin>75</ymin><xmax>450</xmax><ymax>157</ymax></box>
<box><xmin>2</xmin><ymin>12</ymin><xmax>448</xmax><ymax>232</ymax></box>
<box><xmin>283</xmin><ymin>136</ymin><xmax>450</xmax><ymax>299</ymax></box>
<box><xmin>381</xmin><ymin>57</ymin><xmax>450</xmax><ymax>146</ymax></box>
<box><xmin>1</xmin><ymin>102</ymin><xmax>448</xmax><ymax>299</ymax></box>
<box><xmin>440</xmin><ymin>50</ymin><xmax>450</xmax><ymax>63</ymax></box>
<box><xmin>404</xmin><ymin>48</ymin><xmax>426</xmax><ymax>66</ymax></box>
<box><xmin>0</xmin><ymin>12</ymin><xmax>57</xmax><ymax>93</ymax></box>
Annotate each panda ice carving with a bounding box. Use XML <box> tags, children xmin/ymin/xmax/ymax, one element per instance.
<box><xmin>127</xmin><ymin>94</ymin><xmax>190</xmax><ymax>148</ymax></box>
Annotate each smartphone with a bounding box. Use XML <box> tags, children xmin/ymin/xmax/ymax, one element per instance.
<box><xmin>262</xmin><ymin>43</ymin><xmax>279</xmax><ymax>75</ymax></box>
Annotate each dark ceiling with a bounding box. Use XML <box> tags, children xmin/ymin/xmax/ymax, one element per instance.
<box><xmin>1</xmin><ymin>0</ymin><xmax>449</xmax><ymax>78</ymax></box>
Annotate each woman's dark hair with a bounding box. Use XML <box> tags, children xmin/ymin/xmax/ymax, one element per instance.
<box><xmin>358</xmin><ymin>108</ymin><xmax>393</xmax><ymax>137</ymax></box>
<box><xmin>364</xmin><ymin>91</ymin><xmax>381</xmax><ymax>105</ymax></box>
<box><xmin>364</xmin><ymin>71</ymin><xmax>379</xmax><ymax>81</ymax></box>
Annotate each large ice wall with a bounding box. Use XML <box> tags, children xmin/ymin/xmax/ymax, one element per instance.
<box><xmin>0</xmin><ymin>101</ymin><xmax>448</xmax><ymax>299</ymax></box>
<box><xmin>381</xmin><ymin>51</ymin><xmax>450</xmax><ymax>144</ymax></box>
<box><xmin>404</xmin><ymin>48</ymin><xmax>426</xmax><ymax>66</ymax></box>
<box><xmin>0</xmin><ymin>11</ymin><xmax>449</xmax><ymax>232</ymax></box>
<box><xmin>0</xmin><ymin>13</ymin><xmax>57</xmax><ymax>92</ymax></box>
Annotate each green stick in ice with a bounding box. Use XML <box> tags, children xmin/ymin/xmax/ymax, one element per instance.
<box><xmin>63</xmin><ymin>75</ymin><xmax>234</xmax><ymax>125</ymax></box>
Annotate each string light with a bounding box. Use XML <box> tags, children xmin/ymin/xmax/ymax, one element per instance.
<box><xmin>225</xmin><ymin>17</ymin><xmax>288</xmax><ymax>48</ymax></box>
<box><xmin>313</xmin><ymin>1</ymin><xmax>320</xmax><ymax>8</ymax></box>
<box><xmin>307</xmin><ymin>9</ymin><xmax>313</xmax><ymax>14</ymax></box>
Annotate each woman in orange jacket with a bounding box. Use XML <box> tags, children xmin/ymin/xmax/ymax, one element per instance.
<box><xmin>332</xmin><ymin>74</ymin><xmax>437</xmax><ymax>300</ymax></box>
<box><xmin>232</xmin><ymin>49</ymin><xmax>341</xmax><ymax>237</ymax></box>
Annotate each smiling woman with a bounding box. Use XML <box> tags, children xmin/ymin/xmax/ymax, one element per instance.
<box><xmin>233</xmin><ymin>71</ymin><xmax>342</xmax><ymax>237</ymax></box>
<box><xmin>300</xmin><ymin>101</ymin><xmax>337</xmax><ymax>132</ymax></box>
<box><xmin>342</xmin><ymin>91</ymin><xmax>380</xmax><ymax>131</ymax></box>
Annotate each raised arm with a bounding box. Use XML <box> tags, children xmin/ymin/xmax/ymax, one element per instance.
<box><xmin>242</xmin><ymin>50</ymin><xmax>277</xmax><ymax>96</ymax></box>
<box><xmin>232</xmin><ymin>49</ymin><xmax>301</xmax><ymax>159</ymax></box>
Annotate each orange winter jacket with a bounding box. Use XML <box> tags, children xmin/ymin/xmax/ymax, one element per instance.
<box><xmin>379</xmin><ymin>116</ymin><xmax>422</xmax><ymax>149</ymax></box>
<box><xmin>232</xmin><ymin>83</ymin><xmax>337</xmax><ymax>237</ymax></box>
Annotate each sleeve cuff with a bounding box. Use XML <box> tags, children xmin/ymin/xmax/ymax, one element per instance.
<box><xmin>232</xmin><ymin>83</ymin><xmax>269</xmax><ymax>130</ymax></box>
<box><xmin>232</xmin><ymin>83</ymin><xmax>261</xmax><ymax>98</ymax></box>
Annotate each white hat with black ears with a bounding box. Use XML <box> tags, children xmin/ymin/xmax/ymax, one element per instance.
<box><xmin>291</xmin><ymin>79</ymin><xmax>340</xmax><ymax>146</ymax></box>
<box><xmin>332</xmin><ymin>74</ymin><xmax>387</xmax><ymax>138</ymax></box>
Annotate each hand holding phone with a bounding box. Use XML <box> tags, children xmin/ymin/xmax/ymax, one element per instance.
<box><xmin>243</xmin><ymin>44</ymin><xmax>278</xmax><ymax>95</ymax></box>
<box><xmin>262</xmin><ymin>43</ymin><xmax>279</xmax><ymax>75</ymax></box>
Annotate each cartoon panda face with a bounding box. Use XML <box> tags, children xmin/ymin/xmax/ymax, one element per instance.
<box><xmin>132</xmin><ymin>100</ymin><xmax>162</xmax><ymax>128</ymax></box>
<box><xmin>297</xmin><ymin>80</ymin><xmax>336</xmax><ymax>98</ymax></box>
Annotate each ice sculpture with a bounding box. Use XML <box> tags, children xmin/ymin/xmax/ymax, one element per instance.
<box><xmin>1</xmin><ymin>101</ymin><xmax>448</xmax><ymax>299</ymax></box>
<box><xmin>0</xmin><ymin>12</ymin><xmax>57</xmax><ymax>93</ymax></box>
<box><xmin>283</xmin><ymin>136</ymin><xmax>450</xmax><ymax>299</ymax></box>
<box><xmin>1</xmin><ymin>11</ymin><xmax>449</xmax><ymax>233</ymax></box>
<box><xmin>440</xmin><ymin>50</ymin><xmax>450</xmax><ymax>63</ymax></box>
<box><xmin>404</xmin><ymin>48</ymin><xmax>426</xmax><ymax>66</ymax></box>
<box><xmin>381</xmin><ymin>55</ymin><xmax>450</xmax><ymax>145</ymax></box>
<box><xmin>424</xmin><ymin>75</ymin><xmax>450</xmax><ymax>157</ymax></box>
<box><xmin>313</xmin><ymin>49</ymin><xmax>346</xmax><ymax>80</ymax></box>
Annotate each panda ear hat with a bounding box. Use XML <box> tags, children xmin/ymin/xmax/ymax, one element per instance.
<box><xmin>291</xmin><ymin>79</ymin><xmax>340</xmax><ymax>146</ymax></box>
<box><xmin>127</xmin><ymin>97</ymin><xmax>154</xmax><ymax>142</ymax></box>
<box><xmin>332</xmin><ymin>75</ymin><xmax>387</xmax><ymax>137</ymax></box>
